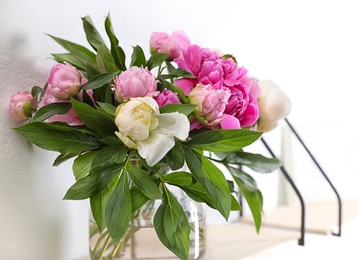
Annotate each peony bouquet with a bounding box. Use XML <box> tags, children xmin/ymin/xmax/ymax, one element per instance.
<box><xmin>9</xmin><ymin>14</ymin><xmax>289</xmax><ymax>260</ymax></box>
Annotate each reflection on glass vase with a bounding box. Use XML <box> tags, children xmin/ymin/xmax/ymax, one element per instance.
<box><xmin>89</xmin><ymin>186</ymin><xmax>206</xmax><ymax>260</ymax></box>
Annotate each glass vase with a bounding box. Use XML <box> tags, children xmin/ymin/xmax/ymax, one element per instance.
<box><xmin>89</xmin><ymin>186</ymin><xmax>206</xmax><ymax>260</ymax></box>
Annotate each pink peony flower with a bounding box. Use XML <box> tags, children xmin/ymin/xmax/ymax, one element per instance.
<box><xmin>175</xmin><ymin>45</ymin><xmax>220</xmax><ymax>78</ymax></box>
<box><xmin>47</xmin><ymin>63</ymin><xmax>87</xmax><ymax>100</ymax></box>
<box><xmin>224</xmin><ymin>77</ymin><xmax>260</xmax><ymax>128</ymax></box>
<box><xmin>188</xmin><ymin>84</ymin><xmax>231</xmax><ymax>128</ymax></box>
<box><xmin>155</xmin><ymin>89</ymin><xmax>181</xmax><ymax>107</ymax></box>
<box><xmin>174</xmin><ymin>44</ymin><xmax>260</xmax><ymax>129</ymax></box>
<box><xmin>8</xmin><ymin>91</ymin><xmax>33</xmax><ymax>121</ymax></box>
<box><xmin>113</xmin><ymin>66</ymin><xmax>159</xmax><ymax>103</ymax></box>
<box><xmin>150</xmin><ymin>31</ymin><xmax>190</xmax><ymax>60</ymax></box>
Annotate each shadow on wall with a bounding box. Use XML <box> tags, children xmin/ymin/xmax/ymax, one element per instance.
<box><xmin>0</xmin><ymin>35</ymin><xmax>88</xmax><ymax>259</ymax></box>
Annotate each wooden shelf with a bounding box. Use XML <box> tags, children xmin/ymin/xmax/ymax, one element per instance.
<box><xmin>238</xmin><ymin>199</ymin><xmax>359</xmax><ymax>235</ymax></box>
<box><xmin>204</xmin><ymin>223</ymin><xmax>298</xmax><ymax>259</ymax></box>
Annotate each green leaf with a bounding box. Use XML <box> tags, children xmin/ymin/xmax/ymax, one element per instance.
<box><xmin>159</xmin><ymin>104</ymin><xmax>196</xmax><ymax>116</ymax></box>
<box><xmin>153</xmin><ymin>185</ymin><xmax>190</xmax><ymax>260</ymax></box>
<box><xmin>105</xmin><ymin>171</ymin><xmax>131</xmax><ymax>243</ymax></box>
<box><xmin>71</xmin><ymin>98</ymin><xmax>116</xmax><ymax>136</ymax></box>
<box><xmin>82</xmin><ymin>16</ymin><xmax>106</xmax><ymax>51</ymax></box>
<box><xmin>127</xmin><ymin>167</ymin><xmax>161</xmax><ymax>200</ymax></box>
<box><xmin>227</xmin><ymin>152</ymin><xmax>282</xmax><ymax>173</ymax></box>
<box><xmin>104</xmin><ymin>13</ymin><xmax>126</xmax><ymax>71</ymax></box>
<box><xmin>222</xmin><ymin>54</ymin><xmax>237</xmax><ymax>64</ymax></box>
<box><xmin>162</xmin><ymin>68</ymin><xmax>195</xmax><ymax>80</ymax></box>
<box><xmin>231</xmin><ymin>195</ymin><xmax>242</xmax><ymax>211</ymax></box>
<box><xmin>31</xmin><ymin>86</ymin><xmax>43</xmax><ymax>98</ymax></box>
<box><xmin>186</xmin><ymin>129</ymin><xmax>262</xmax><ymax>152</ymax></box>
<box><xmin>130</xmin><ymin>45</ymin><xmax>146</xmax><ymax>67</ymax></box>
<box><xmin>147</xmin><ymin>52</ymin><xmax>168</xmax><ymax>70</ymax></box>
<box><xmin>63</xmin><ymin>168</ymin><xmax>119</xmax><ymax>200</ymax></box>
<box><xmin>85</xmin><ymin>63</ymin><xmax>100</xmax><ymax>79</ymax></box>
<box><xmin>92</xmin><ymin>146</ymin><xmax>128</xmax><ymax>167</ymax></box>
<box><xmin>162</xmin><ymin>172</ymin><xmax>240</xmax><ymax>210</ymax></box>
<box><xmin>13</xmin><ymin>122</ymin><xmax>99</xmax><ymax>153</ymax></box>
<box><xmin>53</xmin><ymin>153</ymin><xmax>78</xmax><ymax>166</ymax></box>
<box><xmin>96</xmin><ymin>44</ymin><xmax>119</xmax><ymax>73</ymax></box>
<box><xmin>159</xmin><ymin>79</ymin><xmax>187</xmax><ymax>103</ymax></box>
<box><xmin>90</xmin><ymin>176</ymin><xmax>118</xmax><ymax>232</ymax></box>
<box><xmin>73</xmin><ymin>151</ymin><xmax>100</xmax><ymax>180</ymax></box>
<box><xmin>96</xmin><ymin>102</ymin><xmax>116</xmax><ymax>117</ymax></box>
<box><xmin>161</xmin><ymin>171</ymin><xmax>195</xmax><ymax>186</ymax></box>
<box><xmin>130</xmin><ymin>186</ymin><xmax>150</xmax><ymax>213</ymax></box>
<box><xmin>51</xmin><ymin>53</ymin><xmax>88</xmax><ymax>71</ymax></box>
<box><xmin>184</xmin><ymin>147</ymin><xmax>231</xmax><ymax>220</ymax></box>
<box><xmin>229</xmin><ymin>167</ymin><xmax>263</xmax><ymax>232</ymax></box>
<box><xmin>99</xmin><ymin>136</ymin><xmax>123</xmax><ymax>146</ymax></box>
<box><xmin>31</xmin><ymin>102</ymin><xmax>72</xmax><ymax>122</ymax></box>
<box><xmin>165</xmin><ymin>143</ymin><xmax>185</xmax><ymax>170</ymax></box>
<box><xmin>64</xmin><ymin>146</ymin><xmax>126</xmax><ymax>200</ymax></box>
<box><xmin>82</xmin><ymin>71</ymin><xmax>119</xmax><ymax>90</ymax></box>
<box><xmin>47</xmin><ymin>34</ymin><xmax>96</xmax><ymax>64</ymax></box>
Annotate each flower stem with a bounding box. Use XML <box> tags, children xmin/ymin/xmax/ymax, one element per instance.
<box><xmin>91</xmin><ymin>230</ymin><xmax>109</xmax><ymax>256</ymax></box>
<box><xmin>98</xmin><ymin>233</ymin><xmax>112</xmax><ymax>260</ymax></box>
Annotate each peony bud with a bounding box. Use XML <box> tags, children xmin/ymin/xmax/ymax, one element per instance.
<box><xmin>150</xmin><ymin>31</ymin><xmax>190</xmax><ymax>60</ymax></box>
<box><xmin>257</xmin><ymin>80</ymin><xmax>291</xmax><ymax>132</ymax></box>
<box><xmin>188</xmin><ymin>84</ymin><xmax>230</xmax><ymax>127</ymax></box>
<box><xmin>47</xmin><ymin>63</ymin><xmax>87</xmax><ymax>100</ymax></box>
<box><xmin>113</xmin><ymin>66</ymin><xmax>159</xmax><ymax>103</ymax></box>
<box><xmin>155</xmin><ymin>88</ymin><xmax>181</xmax><ymax>107</ymax></box>
<box><xmin>8</xmin><ymin>91</ymin><xmax>33</xmax><ymax>121</ymax></box>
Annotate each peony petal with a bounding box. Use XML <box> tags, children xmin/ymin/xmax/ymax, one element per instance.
<box><xmin>115</xmin><ymin>131</ymin><xmax>138</xmax><ymax>149</ymax></box>
<box><xmin>138</xmin><ymin>132</ymin><xmax>175</xmax><ymax>166</ymax></box>
<box><xmin>156</xmin><ymin>112</ymin><xmax>190</xmax><ymax>140</ymax></box>
<box><xmin>174</xmin><ymin>78</ymin><xmax>197</xmax><ymax>95</ymax></box>
<box><xmin>220</xmin><ymin>114</ymin><xmax>240</xmax><ymax>129</ymax></box>
<box><xmin>132</xmin><ymin>96</ymin><xmax>160</xmax><ymax>114</ymax></box>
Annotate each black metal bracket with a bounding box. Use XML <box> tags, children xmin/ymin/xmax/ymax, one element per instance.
<box><xmin>261</xmin><ymin>137</ymin><xmax>305</xmax><ymax>246</ymax></box>
<box><xmin>284</xmin><ymin>118</ymin><xmax>342</xmax><ymax>236</ymax></box>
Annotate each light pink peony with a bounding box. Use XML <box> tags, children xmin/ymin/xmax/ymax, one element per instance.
<box><xmin>150</xmin><ymin>31</ymin><xmax>190</xmax><ymax>60</ymax></box>
<box><xmin>188</xmin><ymin>84</ymin><xmax>231</xmax><ymax>129</ymax></box>
<box><xmin>47</xmin><ymin>63</ymin><xmax>87</xmax><ymax>100</ymax></box>
<box><xmin>155</xmin><ymin>88</ymin><xmax>181</xmax><ymax>107</ymax></box>
<box><xmin>113</xmin><ymin>66</ymin><xmax>159</xmax><ymax>103</ymax></box>
<box><xmin>8</xmin><ymin>91</ymin><xmax>33</xmax><ymax>121</ymax></box>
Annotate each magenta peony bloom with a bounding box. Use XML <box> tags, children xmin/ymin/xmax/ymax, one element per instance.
<box><xmin>47</xmin><ymin>63</ymin><xmax>87</xmax><ymax>100</ymax></box>
<box><xmin>188</xmin><ymin>84</ymin><xmax>231</xmax><ymax>128</ymax></box>
<box><xmin>174</xmin><ymin>43</ymin><xmax>260</xmax><ymax>128</ymax></box>
<box><xmin>175</xmin><ymin>45</ymin><xmax>220</xmax><ymax>78</ymax></box>
<box><xmin>150</xmin><ymin>31</ymin><xmax>190</xmax><ymax>60</ymax></box>
<box><xmin>8</xmin><ymin>91</ymin><xmax>34</xmax><ymax>121</ymax></box>
<box><xmin>113</xmin><ymin>66</ymin><xmax>159</xmax><ymax>103</ymax></box>
<box><xmin>155</xmin><ymin>88</ymin><xmax>181</xmax><ymax>107</ymax></box>
<box><xmin>224</xmin><ymin>76</ymin><xmax>260</xmax><ymax>128</ymax></box>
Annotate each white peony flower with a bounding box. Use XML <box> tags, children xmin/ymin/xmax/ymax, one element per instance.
<box><xmin>115</xmin><ymin>97</ymin><xmax>190</xmax><ymax>166</ymax></box>
<box><xmin>257</xmin><ymin>80</ymin><xmax>291</xmax><ymax>132</ymax></box>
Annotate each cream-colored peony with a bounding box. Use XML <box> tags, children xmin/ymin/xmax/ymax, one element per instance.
<box><xmin>257</xmin><ymin>80</ymin><xmax>291</xmax><ymax>132</ymax></box>
<box><xmin>115</xmin><ymin>97</ymin><xmax>190</xmax><ymax>166</ymax></box>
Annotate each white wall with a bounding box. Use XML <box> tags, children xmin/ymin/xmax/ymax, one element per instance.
<box><xmin>1</xmin><ymin>0</ymin><xmax>358</xmax><ymax>258</ymax></box>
